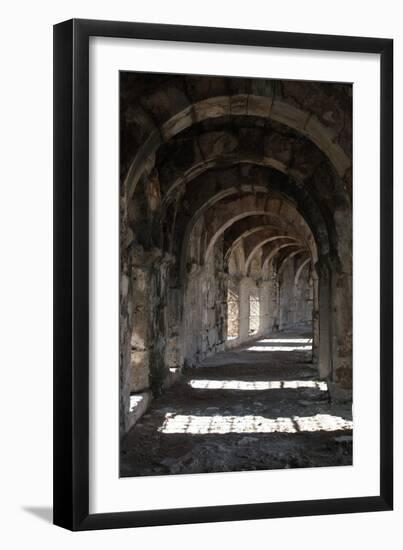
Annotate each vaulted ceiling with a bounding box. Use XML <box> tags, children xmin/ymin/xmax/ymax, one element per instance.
<box><xmin>120</xmin><ymin>73</ymin><xmax>352</xmax><ymax>280</ymax></box>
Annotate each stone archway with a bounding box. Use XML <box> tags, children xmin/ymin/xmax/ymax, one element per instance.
<box><xmin>119</xmin><ymin>73</ymin><xmax>352</xmax><ymax>441</ymax></box>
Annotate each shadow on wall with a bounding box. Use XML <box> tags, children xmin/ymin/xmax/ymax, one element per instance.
<box><xmin>22</xmin><ymin>507</ymin><xmax>53</xmax><ymax>524</ymax></box>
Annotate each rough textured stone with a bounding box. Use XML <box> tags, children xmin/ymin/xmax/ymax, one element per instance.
<box><xmin>121</xmin><ymin>332</ymin><xmax>352</xmax><ymax>477</ymax></box>
<box><xmin>119</xmin><ymin>73</ymin><xmax>352</xmax><ymax>440</ymax></box>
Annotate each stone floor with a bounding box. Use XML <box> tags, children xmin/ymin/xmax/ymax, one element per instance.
<box><xmin>120</xmin><ymin>330</ymin><xmax>353</xmax><ymax>477</ymax></box>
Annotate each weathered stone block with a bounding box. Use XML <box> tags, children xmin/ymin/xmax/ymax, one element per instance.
<box><xmin>130</xmin><ymin>350</ymin><xmax>150</xmax><ymax>391</ymax></box>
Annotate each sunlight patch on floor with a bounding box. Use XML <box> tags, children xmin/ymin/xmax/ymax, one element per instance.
<box><xmin>188</xmin><ymin>379</ymin><xmax>327</xmax><ymax>391</ymax></box>
<box><xmin>246</xmin><ymin>345</ymin><xmax>312</xmax><ymax>351</ymax></box>
<box><xmin>158</xmin><ymin>413</ymin><xmax>352</xmax><ymax>435</ymax></box>
<box><xmin>129</xmin><ymin>394</ymin><xmax>144</xmax><ymax>412</ymax></box>
<box><xmin>257</xmin><ymin>338</ymin><xmax>312</xmax><ymax>344</ymax></box>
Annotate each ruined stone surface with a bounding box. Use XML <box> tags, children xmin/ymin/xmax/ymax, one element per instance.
<box><xmin>126</xmin><ymin>391</ymin><xmax>153</xmax><ymax>433</ymax></box>
<box><xmin>121</xmin><ymin>332</ymin><xmax>352</xmax><ymax>477</ymax></box>
<box><xmin>119</xmin><ymin>73</ymin><xmax>352</xmax><ymax>441</ymax></box>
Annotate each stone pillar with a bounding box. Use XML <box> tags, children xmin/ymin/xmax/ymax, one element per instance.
<box><xmin>330</xmin><ymin>270</ymin><xmax>352</xmax><ymax>395</ymax></box>
<box><xmin>279</xmin><ymin>279</ymin><xmax>287</xmax><ymax>331</ymax></box>
<box><xmin>317</xmin><ymin>257</ymin><xmax>332</xmax><ymax>380</ymax></box>
<box><xmin>130</xmin><ymin>265</ymin><xmax>152</xmax><ymax>392</ymax></box>
<box><xmin>130</xmin><ymin>248</ymin><xmax>172</xmax><ymax>398</ymax></box>
<box><xmin>271</xmin><ymin>278</ymin><xmax>280</xmax><ymax>332</ymax></box>
<box><xmin>316</xmin><ymin>254</ymin><xmax>352</xmax><ymax>399</ymax></box>
<box><xmin>292</xmin><ymin>281</ymin><xmax>300</xmax><ymax>326</ymax></box>
<box><xmin>312</xmin><ymin>272</ymin><xmax>320</xmax><ymax>364</ymax></box>
<box><xmin>329</xmin><ymin>208</ymin><xmax>353</xmax><ymax>399</ymax></box>
<box><xmin>120</xmin><ymin>264</ymin><xmax>132</xmax><ymax>437</ymax></box>
<box><xmin>165</xmin><ymin>286</ymin><xmax>182</xmax><ymax>369</ymax></box>
<box><xmin>238</xmin><ymin>277</ymin><xmax>250</xmax><ymax>341</ymax></box>
<box><xmin>259</xmin><ymin>280</ymin><xmax>271</xmax><ymax>335</ymax></box>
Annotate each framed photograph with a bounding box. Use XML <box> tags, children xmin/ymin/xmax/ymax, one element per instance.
<box><xmin>53</xmin><ymin>19</ymin><xmax>393</xmax><ymax>530</ymax></box>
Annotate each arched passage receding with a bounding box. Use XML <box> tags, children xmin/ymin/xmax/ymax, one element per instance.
<box><xmin>119</xmin><ymin>73</ymin><xmax>352</xmax><ymax>437</ymax></box>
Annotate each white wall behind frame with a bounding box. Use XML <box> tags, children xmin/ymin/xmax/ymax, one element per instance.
<box><xmin>89</xmin><ymin>37</ymin><xmax>379</xmax><ymax>514</ymax></box>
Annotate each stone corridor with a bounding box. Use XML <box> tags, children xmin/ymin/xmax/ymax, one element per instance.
<box><xmin>121</xmin><ymin>331</ymin><xmax>352</xmax><ymax>477</ymax></box>
<box><xmin>119</xmin><ymin>74</ymin><xmax>353</xmax><ymax>473</ymax></box>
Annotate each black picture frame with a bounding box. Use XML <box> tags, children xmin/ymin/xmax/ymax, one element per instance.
<box><xmin>53</xmin><ymin>18</ymin><xmax>393</xmax><ymax>531</ymax></box>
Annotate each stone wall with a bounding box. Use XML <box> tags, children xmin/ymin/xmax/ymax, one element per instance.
<box><xmin>224</xmin><ymin>241</ymin><xmax>313</xmax><ymax>351</ymax></box>
<box><xmin>119</xmin><ymin>73</ymin><xmax>353</xmax><ymax>436</ymax></box>
<box><xmin>183</xmin><ymin>236</ymin><xmax>227</xmax><ymax>367</ymax></box>
<box><xmin>279</xmin><ymin>258</ymin><xmax>313</xmax><ymax>331</ymax></box>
